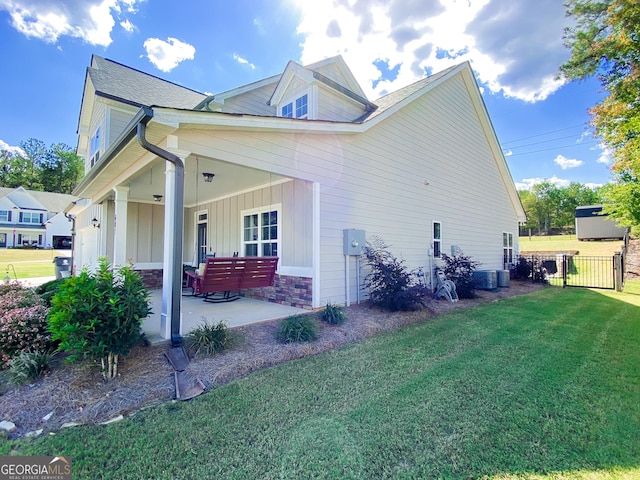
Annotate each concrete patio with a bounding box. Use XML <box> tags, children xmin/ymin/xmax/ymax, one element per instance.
<box><xmin>142</xmin><ymin>288</ymin><xmax>306</xmax><ymax>344</ymax></box>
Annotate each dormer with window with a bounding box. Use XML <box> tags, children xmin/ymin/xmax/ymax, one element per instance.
<box><xmin>268</xmin><ymin>58</ymin><xmax>377</xmax><ymax>123</ymax></box>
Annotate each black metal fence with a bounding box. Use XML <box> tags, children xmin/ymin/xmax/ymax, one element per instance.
<box><xmin>510</xmin><ymin>254</ymin><xmax>621</xmax><ymax>290</ymax></box>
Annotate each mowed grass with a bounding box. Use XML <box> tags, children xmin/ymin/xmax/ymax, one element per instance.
<box><xmin>2</xmin><ymin>287</ymin><xmax>640</xmax><ymax>479</ymax></box>
<box><xmin>0</xmin><ymin>248</ymin><xmax>66</xmax><ymax>278</ymax></box>
<box><xmin>519</xmin><ymin>234</ymin><xmax>624</xmax><ymax>256</ymax></box>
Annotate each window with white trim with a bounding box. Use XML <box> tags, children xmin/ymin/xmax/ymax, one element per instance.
<box><xmin>280</xmin><ymin>93</ymin><xmax>308</xmax><ymax>119</ymax></box>
<box><xmin>89</xmin><ymin>127</ymin><xmax>101</xmax><ymax>167</ymax></box>
<box><xmin>432</xmin><ymin>221</ymin><xmax>442</xmax><ymax>258</ymax></box>
<box><xmin>503</xmin><ymin>232</ymin><xmax>514</xmax><ymax>267</ymax></box>
<box><xmin>0</xmin><ymin>210</ymin><xmax>10</xmax><ymax>222</ymax></box>
<box><xmin>21</xmin><ymin>212</ymin><xmax>42</xmax><ymax>224</ymax></box>
<box><xmin>242</xmin><ymin>207</ymin><xmax>279</xmax><ymax>257</ymax></box>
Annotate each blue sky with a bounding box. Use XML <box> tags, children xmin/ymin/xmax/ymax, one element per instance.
<box><xmin>0</xmin><ymin>0</ymin><xmax>613</xmax><ymax>190</ymax></box>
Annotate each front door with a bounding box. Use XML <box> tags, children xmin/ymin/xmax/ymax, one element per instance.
<box><xmin>0</xmin><ymin>233</ymin><xmax>5</xmax><ymax>248</ymax></box>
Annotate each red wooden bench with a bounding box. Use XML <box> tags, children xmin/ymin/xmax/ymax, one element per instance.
<box><xmin>185</xmin><ymin>256</ymin><xmax>279</xmax><ymax>302</ymax></box>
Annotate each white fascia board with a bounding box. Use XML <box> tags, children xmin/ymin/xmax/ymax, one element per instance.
<box><xmin>269</xmin><ymin>62</ymin><xmax>315</xmax><ymax>107</ymax></box>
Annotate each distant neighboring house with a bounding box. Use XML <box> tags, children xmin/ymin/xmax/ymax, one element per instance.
<box><xmin>0</xmin><ymin>186</ymin><xmax>76</xmax><ymax>249</ymax></box>
<box><xmin>575</xmin><ymin>205</ymin><xmax>627</xmax><ymax>241</ymax></box>
<box><xmin>70</xmin><ymin>54</ymin><xmax>526</xmax><ymax>341</ymax></box>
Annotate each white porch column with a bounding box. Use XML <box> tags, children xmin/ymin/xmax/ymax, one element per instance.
<box><xmin>312</xmin><ymin>181</ymin><xmax>320</xmax><ymax>308</ymax></box>
<box><xmin>160</xmin><ymin>161</ymin><xmax>180</xmax><ymax>340</ymax></box>
<box><xmin>112</xmin><ymin>186</ymin><xmax>129</xmax><ymax>267</ymax></box>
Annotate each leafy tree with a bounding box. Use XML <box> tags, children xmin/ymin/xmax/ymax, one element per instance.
<box><xmin>0</xmin><ymin>138</ymin><xmax>83</xmax><ymax>193</ymax></box>
<box><xmin>518</xmin><ymin>181</ymin><xmax>601</xmax><ymax>234</ymax></box>
<box><xmin>559</xmin><ymin>0</ymin><xmax>640</xmax><ymax>233</ymax></box>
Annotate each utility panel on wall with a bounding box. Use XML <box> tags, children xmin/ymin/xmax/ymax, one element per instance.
<box><xmin>343</xmin><ymin>229</ymin><xmax>366</xmax><ymax>256</ymax></box>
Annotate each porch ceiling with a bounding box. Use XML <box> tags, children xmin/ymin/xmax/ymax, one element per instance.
<box><xmin>128</xmin><ymin>155</ymin><xmax>288</xmax><ymax>207</ymax></box>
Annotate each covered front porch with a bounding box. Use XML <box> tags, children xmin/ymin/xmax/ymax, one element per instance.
<box><xmin>142</xmin><ymin>287</ymin><xmax>308</xmax><ymax>344</ymax></box>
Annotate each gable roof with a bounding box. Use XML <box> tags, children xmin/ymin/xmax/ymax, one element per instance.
<box><xmin>0</xmin><ymin>187</ymin><xmax>76</xmax><ymax>213</ymax></box>
<box><xmin>88</xmin><ymin>56</ymin><xmax>207</xmax><ymax>109</ymax></box>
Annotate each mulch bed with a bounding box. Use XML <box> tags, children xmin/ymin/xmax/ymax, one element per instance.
<box><xmin>0</xmin><ymin>281</ymin><xmax>543</xmax><ymax>439</ymax></box>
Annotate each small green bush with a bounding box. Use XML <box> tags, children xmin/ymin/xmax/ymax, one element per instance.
<box><xmin>277</xmin><ymin>315</ymin><xmax>319</xmax><ymax>343</ymax></box>
<box><xmin>320</xmin><ymin>303</ymin><xmax>347</xmax><ymax>325</ymax></box>
<box><xmin>187</xmin><ymin>320</ymin><xmax>233</xmax><ymax>357</ymax></box>
<box><xmin>48</xmin><ymin>258</ymin><xmax>152</xmax><ymax>380</ymax></box>
<box><xmin>9</xmin><ymin>350</ymin><xmax>54</xmax><ymax>384</ymax></box>
<box><xmin>35</xmin><ymin>278</ymin><xmax>67</xmax><ymax>306</ymax></box>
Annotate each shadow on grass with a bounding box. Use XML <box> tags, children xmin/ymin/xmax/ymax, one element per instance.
<box><xmin>3</xmin><ymin>288</ymin><xmax>640</xmax><ymax>479</ymax></box>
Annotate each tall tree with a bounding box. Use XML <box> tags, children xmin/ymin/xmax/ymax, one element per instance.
<box><xmin>0</xmin><ymin>139</ymin><xmax>84</xmax><ymax>193</ymax></box>
<box><xmin>559</xmin><ymin>0</ymin><xmax>640</xmax><ymax>234</ymax></box>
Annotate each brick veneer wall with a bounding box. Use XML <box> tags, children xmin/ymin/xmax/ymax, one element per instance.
<box><xmin>136</xmin><ymin>269</ymin><xmax>164</xmax><ymax>289</ymax></box>
<box><xmin>244</xmin><ymin>274</ymin><xmax>313</xmax><ymax>309</ymax></box>
<box><xmin>136</xmin><ymin>269</ymin><xmax>313</xmax><ymax>309</ymax></box>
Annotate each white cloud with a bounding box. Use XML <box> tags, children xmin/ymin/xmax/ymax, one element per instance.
<box><xmin>120</xmin><ymin>18</ymin><xmax>135</xmax><ymax>32</ymax></box>
<box><xmin>595</xmin><ymin>143</ymin><xmax>613</xmax><ymax>165</ymax></box>
<box><xmin>0</xmin><ymin>139</ymin><xmax>25</xmax><ymax>156</ymax></box>
<box><xmin>293</xmin><ymin>0</ymin><xmax>570</xmax><ymax>103</ymax></box>
<box><xmin>554</xmin><ymin>154</ymin><xmax>583</xmax><ymax>170</ymax></box>
<box><xmin>143</xmin><ymin>37</ymin><xmax>196</xmax><ymax>72</ymax></box>
<box><xmin>233</xmin><ymin>53</ymin><xmax>256</xmax><ymax>70</ymax></box>
<box><xmin>516</xmin><ymin>176</ymin><xmax>571</xmax><ymax>190</ymax></box>
<box><xmin>0</xmin><ymin>0</ymin><xmax>142</xmax><ymax>47</ymax></box>
<box><xmin>504</xmin><ymin>149</ymin><xmax>513</xmax><ymax>157</ymax></box>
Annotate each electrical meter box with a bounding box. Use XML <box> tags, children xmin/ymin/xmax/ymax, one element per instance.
<box><xmin>343</xmin><ymin>229</ymin><xmax>366</xmax><ymax>256</ymax></box>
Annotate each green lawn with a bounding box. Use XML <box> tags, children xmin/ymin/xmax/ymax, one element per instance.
<box><xmin>0</xmin><ymin>248</ymin><xmax>67</xmax><ymax>279</ymax></box>
<box><xmin>2</xmin><ymin>288</ymin><xmax>640</xmax><ymax>479</ymax></box>
<box><xmin>519</xmin><ymin>234</ymin><xmax>624</xmax><ymax>256</ymax></box>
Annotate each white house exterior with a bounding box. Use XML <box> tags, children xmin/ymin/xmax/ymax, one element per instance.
<box><xmin>0</xmin><ymin>187</ymin><xmax>75</xmax><ymax>249</ymax></box>
<box><xmin>70</xmin><ymin>55</ymin><xmax>526</xmax><ymax>341</ymax></box>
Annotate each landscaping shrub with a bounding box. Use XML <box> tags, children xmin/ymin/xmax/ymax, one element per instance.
<box><xmin>441</xmin><ymin>252</ymin><xmax>480</xmax><ymax>299</ymax></box>
<box><xmin>48</xmin><ymin>258</ymin><xmax>152</xmax><ymax>380</ymax></box>
<box><xmin>320</xmin><ymin>302</ymin><xmax>347</xmax><ymax>325</ymax></box>
<box><xmin>0</xmin><ymin>284</ymin><xmax>52</xmax><ymax>368</ymax></box>
<box><xmin>277</xmin><ymin>315</ymin><xmax>319</xmax><ymax>343</ymax></box>
<box><xmin>35</xmin><ymin>278</ymin><xmax>67</xmax><ymax>306</ymax></box>
<box><xmin>363</xmin><ymin>236</ymin><xmax>426</xmax><ymax>311</ymax></box>
<box><xmin>9</xmin><ymin>350</ymin><xmax>54</xmax><ymax>384</ymax></box>
<box><xmin>186</xmin><ymin>320</ymin><xmax>234</xmax><ymax>357</ymax></box>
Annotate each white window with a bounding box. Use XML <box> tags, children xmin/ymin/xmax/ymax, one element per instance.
<box><xmin>295</xmin><ymin>94</ymin><xmax>308</xmax><ymax>118</ymax></box>
<box><xmin>0</xmin><ymin>210</ymin><xmax>10</xmax><ymax>222</ymax></box>
<box><xmin>21</xmin><ymin>212</ymin><xmax>42</xmax><ymax>224</ymax></box>
<box><xmin>89</xmin><ymin>127</ymin><xmax>101</xmax><ymax>167</ymax></box>
<box><xmin>242</xmin><ymin>207</ymin><xmax>280</xmax><ymax>257</ymax></box>
<box><xmin>281</xmin><ymin>103</ymin><xmax>293</xmax><ymax>118</ymax></box>
<box><xmin>503</xmin><ymin>232</ymin><xmax>514</xmax><ymax>267</ymax></box>
<box><xmin>432</xmin><ymin>221</ymin><xmax>442</xmax><ymax>258</ymax></box>
<box><xmin>280</xmin><ymin>93</ymin><xmax>309</xmax><ymax>119</ymax></box>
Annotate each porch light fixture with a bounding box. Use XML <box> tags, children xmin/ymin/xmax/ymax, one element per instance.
<box><xmin>91</xmin><ymin>217</ymin><xmax>100</xmax><ymax>229</ymax></box>
<box><xmin>202</xmin><ymin>172</ymin><xmax>215</xmax><ymax>183</ymax></box>
<box><xmin>153</xmin><ymin>194</ymin><xmax>163</xmax><ymax>202</ymax></box>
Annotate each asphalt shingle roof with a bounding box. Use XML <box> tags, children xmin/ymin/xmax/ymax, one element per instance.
<box><xmin>89</xmin><ymin>56</ymin><xmax>207</xmax><ymax>109</ymax></box>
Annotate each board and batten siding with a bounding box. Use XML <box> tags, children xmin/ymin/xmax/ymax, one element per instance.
<box><xmin>175</xmin><ymin>70</ymin><xmax>520</xmax><ymax>305</ymax></box>
<box><xmin>125</xmin><ymin>202</ymin><xmax>165</xmax><ymax>264</ymax></box>
<box><xmin>183</xmin><ymin>179</ymin><xmax>313</xmax><ymax>271</ymax></box>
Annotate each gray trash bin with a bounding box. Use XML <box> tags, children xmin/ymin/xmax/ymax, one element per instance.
<box><xmin>53</xmin><ymin>256</ymin><xmax>71</xmax><ymax>279</ymax></box>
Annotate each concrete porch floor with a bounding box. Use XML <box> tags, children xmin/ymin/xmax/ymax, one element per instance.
<box><xmin>142</xmin><ymin>289</ymin><xmax>306</xmax><ymax>344</ymax></box>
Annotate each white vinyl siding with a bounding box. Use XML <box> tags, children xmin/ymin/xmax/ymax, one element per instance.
<box><xmin>316</xmin><ymin>85</ymin><xmax>367</xmax><ymax>122</ymax></box>
<box><xmin>433</xmin><ymin>221</ymin><xmax>442</xmax><ymax>258</ymax></box>
<box><xmin>220</xmin><ymin>83</ymin><xmax>278</xmax><ymax>116</ymax></box>
<box><xmin>177</xmin><ymin>68</ymin><xmax>520</xmax><ymax>305</ymax></box>
<box><xmin>109</xmin><ymin>108</ymin><xmax>136</xmax><ymax>146</ymax></box>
